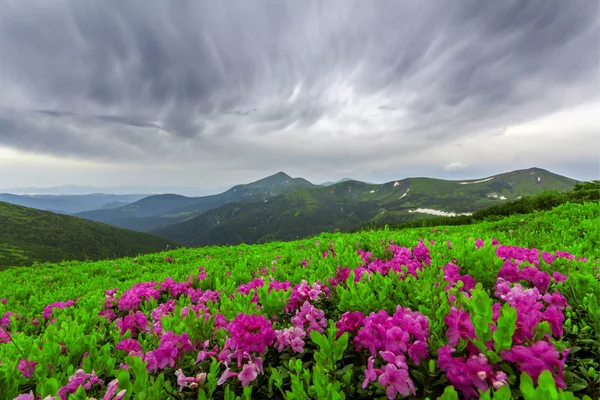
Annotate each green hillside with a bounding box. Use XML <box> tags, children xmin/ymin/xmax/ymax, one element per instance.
<box><xmin>0</xmin><ymin>202</ymin><xmax>182</xmax><ymax>269</ymax></box>
<box><xmin>152</xmin><ymin>167</ymin><xmax>579</xmax><ymax>245</ymax></box>
<box><xmin>75</xmin><ymin>172</ymin><xmax>316</xmax><ymax>231</ymax></box>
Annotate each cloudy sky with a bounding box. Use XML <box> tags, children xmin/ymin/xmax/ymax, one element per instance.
<box><xmin>0</xmin><ymin>0</ymin><xmax>598</xmax><ymax>191</ymax></box>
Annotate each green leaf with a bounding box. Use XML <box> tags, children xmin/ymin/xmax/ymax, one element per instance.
<box><xmin>520</xmin><ymin>372</ymin><xmax>537</xmax><ymax>400</ymax></box>
<box><xmin>439</xmin><ymin>385</ymin><xmax>459</xmax><ymax>400</ymax></box>
<box><xmin>493</xmin><ymin>304</ymin><xmax>517</xmax><ymax>352</ymax></box>
<box><xmin>492</xmin><ymin>384</ymin><xmax>511</xmax><ymax>400</ymax></box>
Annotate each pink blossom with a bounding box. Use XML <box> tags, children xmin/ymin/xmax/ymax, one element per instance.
<box><xmin>42</xmin><ymin>300</ymin><xmax>75</xmax><ymax>320</ymax></box>
<box><xmin>115</xmin><ymin>338</ymin><xmax>143</xmax><ymax>356</ymax></box>
<box><xmin>501</xmin><ymin>341</ymin><xmax>569</xmax><ymax>388</ymax></box>
<box><xmin>17</xmin><ymin>359</ymin><xmax>37</xmax><ymax>378</ymax></box>
<box><xmin>102</xmin><ymin>379</ymin><xmax>127</xmax><ymax>400</ymax></box>
<box><xmin>377</xmin><ymin>363</ymin><xmax>416</xmax><ymax>399</ymax></box>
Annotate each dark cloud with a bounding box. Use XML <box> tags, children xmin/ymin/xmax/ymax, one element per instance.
<box><xmin>0</xmin><ymin>0</ymin><xmax>598</xmax><ymax>186</ymax></box>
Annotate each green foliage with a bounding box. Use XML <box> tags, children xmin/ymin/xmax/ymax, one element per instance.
<box><xmin>0</xmin><ymin>201</ymin><xmax>598</xmax><ymax>399</ymax></box>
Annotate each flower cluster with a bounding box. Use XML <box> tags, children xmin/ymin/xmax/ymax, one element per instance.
<box><xmin>42</xmin><ymin>300</ymin><xmax>76</xmax><ymax>321</ymax></box>
<box><xmin>56</xmin><ymin>369</ymin><xmax>104</xmax><ymax>400</ymax></box>
<box><xmin>143</xmin><ymin>331</ymin><xmax>195</xmax><ymax>372</ymax></box>
<box><xmin>286</xmin><ymin>279</ymin><xmax>330</xmax><ymax>312</ymax></box>
<box><xmin>438</xmin><ymin>347</ymin><xmax>508</xmax><ymax>400</ymax></box>
<box><xmin>291</xmin><ymin>301</ymin><xmax>327</xmax><ymax>333</ymax></box>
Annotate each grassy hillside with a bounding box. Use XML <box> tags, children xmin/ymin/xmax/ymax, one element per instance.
<box><xmin>0</xmin><ymin>202</ymin><xmax>598</xmax><ymax>398</ymax></box>
<box><xmin>153</xmin><ymin>167</ymin><xmax>579</xmax><ymax>246</ymax></box>
<box><xmin>76</xmin><ymin>172</ymin><xmax>317</xmax><ymax>231</ymax></box>
<box><xmin>0</xmin><ymin>202</ymin><xmax>182</xmax><ymax>268</ymax></box>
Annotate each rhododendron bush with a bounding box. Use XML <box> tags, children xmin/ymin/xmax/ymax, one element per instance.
<box><xmin>0</xmin><ymin>202</ymin><xmax>599</xmax><ymax>399</ymax></box>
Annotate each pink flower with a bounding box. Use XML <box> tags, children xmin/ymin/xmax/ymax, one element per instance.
<box><xmin>335</xmin><ymin>311</ymin><xmax>365</xmax><ymax>337</ymax></box>
<box><xmin>362</xmin><ymin>356</ymin><xmax>381</xmax><ymax>389</ymax></box>
<box><xmin>13</xmin><ymin>393</ymin><xmax>34</xmax><ymax>400</ymax></box>
<box><xmin>552</xmin><ymin>271</ymin><xmax>568</xmax><ymax>284</ymax></box>
<box><xmin>102</xmin><ymin>379</ymin><xmax>127</xmax><ymax>400</ymax></box>
<box><xmin>42</xmin><ymin>300</ymin><xmax>75</xmax><ymax>320</ymax></box>
<box><xmin>377</xmin><ymin>363</ymin><xmax>416</xmax><ymax>399</ymax></box>
<box><xmin>227</xmin><ymin>314</ymin><xmax>276</xmax><ymax>358</ymax></box>
<box><xmin>275</xmin><ymin>326</ymin><xmax>306</xmax><ymax>353</ymax></box>
<box><xmin>437</xmin><ymin>346</ymin><xmax>494</xmax><ymax>400</ymax></box>
<box><xmin>17</xmin><ymin>359</ymin><xmax>37</xmax><ymax>378</ymax></box>
<box><xmin>501</xmin><ymin>341</ymin><xmax>569</xmax><ymax>388</ymax></box>
<box><xmin>115</xmin><ymin>338</ymin><xmax>143</xmax><ymax>356</ymax></box>
<box><xmin>444</xmin><ymin>307</ymin><xmax>476</xmax><ymax>346</ymax></box>
<box><xmin>291</xmin><ymin>302</ymin><xmax>327</xmax><ymax>333</ymax></box>
<box><xmin>475</xmin><ymin>239</ymin><xmax>484</xmax><ymax>249</ymax></box>
<box><xmin>238</xmin><ymin>361</ymin><xmax>260</xmax><ymax>387</ymax></box>
<box><xmin>408</xmin><ymin>341</ymin><xmax>429</xmax><ymax>365</ymax></box>
<box><xmin>217</xmin><ymin>368</ymin><xmax>238</xmax><ymax>385</ymax></box>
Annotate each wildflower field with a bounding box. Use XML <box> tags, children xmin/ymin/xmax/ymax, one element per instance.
<box><xmin>0</xmin><ymin>202</ymin><xmax>599</xmax><ymax>400</ymax></box>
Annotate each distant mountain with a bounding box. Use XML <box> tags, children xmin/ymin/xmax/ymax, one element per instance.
<box><xmin>319</xmin><ymin>177</ymin><xmax>355</xmax><ymax>186</ymax></box>
<box><xmin>0</xmin><ymin>202</ymin><xmax>181</xmax><ymax>268</ymax></box>
<box><xmin>152</xmin><ymin>167</ymin><xmax>579</xmax><ymax>246</ymax></box>
<box><xmin>0</xmin><ymin>185</ymin><xmax>229</xmax><ymax>197</ymax></box>
<box><xmin>75</xmin><ymin>172</ymin><xmax>317</xmax><ymax>232</ymax></box>
<box><xmin>0</xmin><ymin>193</ymin><xmax>147</xmax><ymax>214</ymax></box>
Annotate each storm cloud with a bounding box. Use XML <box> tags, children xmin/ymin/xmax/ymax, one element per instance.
<box><xmin>0</xmin><ymin>0</ymin><xmax>598</xmax><ymax>187</ymax></box>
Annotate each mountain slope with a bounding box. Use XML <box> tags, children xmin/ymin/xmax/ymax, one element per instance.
<box><xmin>0</xmin><ymin>202</ymin><xmax>181</xmax><ymax>268</ymax></box>
<box><xmin>0</xmin><ymin>193</ymin><xmax>147</xmax><ymax>214</ymax></box>
<box><xmin>152</xmin><ymin>167</ymin><xmax>579</xmax><ymax>246</ymax></box>
<box><xmin>75</xmin><ymin>172</ymin><xmax>317</xmax><ymax>231</ymax></box>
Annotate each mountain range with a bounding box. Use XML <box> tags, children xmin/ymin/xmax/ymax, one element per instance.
<box><xmin>65</xmin><ymin>167</ymin><xmax>577</xmax><ymax>246</ymax></box>
<box><xmin>0</xmin><ymin>193</ymin><xmax>149</xmax><ymax>215</ymax></box>
<box><xmin>150</xmin><ymin>167</ymin><xmax>577</xmax><ymax>246</ymax></box>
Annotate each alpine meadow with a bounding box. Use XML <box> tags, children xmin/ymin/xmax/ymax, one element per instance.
<box><xmin>1</xmin><ymin>1</ymin><xmax>599</xmax><ymax>400</ymax></box>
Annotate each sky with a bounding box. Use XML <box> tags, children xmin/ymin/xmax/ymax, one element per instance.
<box><xmin>0</xmin><ymin>0</ymin><xmax>598</xmax><ymax>192</ymax></box>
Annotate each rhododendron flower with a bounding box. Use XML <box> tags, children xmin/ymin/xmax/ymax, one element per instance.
<box><xmin>408</xmin><ymin>340</ymin><xmax>429</xmax><ymax>365</ymax></box>
<box><xmin>475</xmin><ymin>239</ymin><xmax>484</xmax><ymax>249</ymax></box>
<box><xmin>552</xmin><ymin>271</ymin><xmax>567</xmax><ymax>283</ymax></box>
<box><xmin>377</xmin><ymin>363</ymin><xmax>416</xmax><ymax>399</ymax></box>
<box><xmin>217</xmin><ymin>368</ymin><xmax>238</xmax><ymax>385</ymax></box>
<box><xmin>437</xmin><ymin>346</ymin><xmax>496</xmax><ymax>400</ymax></box>
<box><xmin>115</xmin><ymin>311</ymin><xmax>150</xmax><ymax>336</ymax></box>
<box><xmin>497</xmin><ymin>260</ymin><xmax>520</xmax><ymax>282</ymax></box>
<box><xmin>13</xmin><ymin>393</ymin><xmax>34</xmax><ymax>400</ymax></box>
<box><xmin>195</xmin><ymin>340</ymin><xmax>219</xmax><ymax>363</ymax></box>
<box><xmin>291</xmin><ymin>301</ymin><xmax>327</xmax><ymax>333</ymax></box>
<box><xmin>175</xmin><ymin>369</ymin><xmax>207</xmax><ymax>391</ymax></box>
<box><xmin>42</xmin><ymin>300</ymin><xmax>75</xmax><ymax>320</ymax></box>
<box><xmin>238</xmin><ymin>359</ymin><xmax>262</xmax><ymax>386</ymax></box>
<box><xmin>57</xmin><ymin>369</ymin><xmax>104</xmax><ymax>400</ymax></box>
<box><xmin>413</xmin><ymin>238</ymin><xmax>431</xmax><ymax>266</ymax></box>
<box><xmin>275</xmin><ymin>326</ymin><xmax>307</xmax><ymax>353</ymax></box>
<box><xmin>555</xmin><ymin>251</ymin><xmax>575</xmax><ymax>260</ymax></box>
<box><xmin>444</xmin><ymin>307</ymin><xmax>476</xmax><ymax>347</ymax></box>
<box><xmin>116</xmin><ymin>338</ymin><xmax>143</xmax><ymax>356</ymax></box>
<box><xmin>17</xmin><ymin>359</ymin><xmax>37</xmax><ymax>378</ymax></box>
<box><xmin>0</xmin><ymin>328</ymin><xmax>9</xmax><ymax>344</ymax></box>
<box><xmin>144</xmin><ymin>331</ymin><xmax>194</xmax><ymax>372</ymax></box>
<box><xmin>335</xmin><ymin>311</ymin><xmax>365</xmax><ymax>337</ymax></box>
<box><xmin>98</xmin><ymin>309</ymin><xmax>117</xmax><ymax>322</ymax></box>
<box><xmin>102</xmin><ymin>379</ymin><xmax>127</xmax><ymax>400</ymax></box>
<box><xmin>117</xmin><ymin>282</ymin><xmax>160</xmax><ymax>311</ymax></box>
<box><xmin>542</xmin><ymin>292</ymin><xmax>568</xmax><ymax>310</ymax></box>
<box><xmin>227</xmin><ymin>314</ymin><xmax>276</xmax><ymax>359</ymax></box>
<box><xmin>501</xmin><ymin>341</ymin><xmax>569</xmax><ymax>388</ymax></box>
<box><xmin>355</xmin><ymin>306</ymin><xmax>429</xmax><ymax>359</ymax></box>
